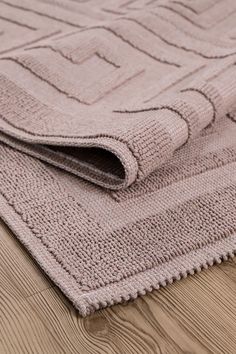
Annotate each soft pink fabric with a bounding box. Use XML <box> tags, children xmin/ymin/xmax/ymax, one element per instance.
<box><xmin>0</xmin><ymin>0</ymin><xmax>236</xmax><ymax>316</ymax></box>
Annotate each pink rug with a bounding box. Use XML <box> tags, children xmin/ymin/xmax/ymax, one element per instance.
<box><xmin>0</xmin><ymin>0</ymin><xmax>236</xmax><ymax>316</ymax></box>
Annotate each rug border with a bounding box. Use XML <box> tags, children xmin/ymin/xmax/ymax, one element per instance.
<box><xmin>0</xmin><ymin>193</ymin><xmax>235</xmax><ymax>317</ymax></box>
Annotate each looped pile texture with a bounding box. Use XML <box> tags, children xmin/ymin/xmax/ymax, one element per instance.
<box><xmin>0</xmin><ymin>0</ymin><xmax>236</xmax><ymax>316</ymax></box>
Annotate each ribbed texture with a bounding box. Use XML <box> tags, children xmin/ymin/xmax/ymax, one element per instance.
<box><xmin>0</xmin><ymin>0</ymin><xmax>236</xmax><ymax>316</ymax></box>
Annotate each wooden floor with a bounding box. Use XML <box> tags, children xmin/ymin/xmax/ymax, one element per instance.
<box><xmin>0</xmin><ymin>220</ymin><xmax>236</xmax><ymax>354</ymax></box>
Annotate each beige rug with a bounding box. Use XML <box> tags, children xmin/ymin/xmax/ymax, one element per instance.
<box><xmin>0</xmin><ymin>0</ymin><xmax>236</xmax><ymax>316</ymax></box>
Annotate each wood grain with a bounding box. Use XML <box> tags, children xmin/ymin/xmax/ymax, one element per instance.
<box><xmin>0</xmin><ymin>220</ymin><xmax>236</xmax><ymax>354</ymax></box>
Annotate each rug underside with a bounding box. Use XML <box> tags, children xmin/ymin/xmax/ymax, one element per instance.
<box><xmin>0</xmin><ymin>0</ymin><xmax>236</xmax><ymax>316</ymax></box>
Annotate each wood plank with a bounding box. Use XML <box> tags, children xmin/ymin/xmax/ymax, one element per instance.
<box><xmin>27</xmin><ymin>287</ymin><xmax>208</xmax><ymax>354</ymax></box>
<box><xmin>0</xmin><ymin>234</ymin><xmax>66</xmax><ymax>353</ymax></box>
<box><xmin>148</xmin><ymin>268</ymin><xmax>236</xmax><ymax>354</ymax></box>
<box><xmin>0</xmin><ymin>220</ymin><xmax>236</xmax><ymax>354</ymax></box>
<box><xmin>0</xmin><ymin>222</ymin><xmax>51</xmax><ymax>296</ymax></box>
<box><xmin>218</xmin><ymin>258</ymin><xmax>236</xmax><ymax>283</ymax></box>
<box><xmin>0</xmin><ymin>294</ymin><xmax>65</xmax><ymax>354</ymax></box>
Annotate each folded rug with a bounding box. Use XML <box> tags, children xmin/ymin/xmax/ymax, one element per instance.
<box><xmin>0</xmin><ymin>0</ymin><xmax>236</xmax><ymax>316</ymax></box>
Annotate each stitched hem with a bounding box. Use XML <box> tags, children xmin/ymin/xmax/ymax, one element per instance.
<box><xmin>0</xmin><ymin>193</ymin><xmax>235</xmax><ymax>317</ymax></box>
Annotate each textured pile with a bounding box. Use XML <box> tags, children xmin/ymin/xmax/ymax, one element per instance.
<box><xmin>0</xmin><ymin>0</ymin><xmax>236</xmax><ymax>316</ymax></box>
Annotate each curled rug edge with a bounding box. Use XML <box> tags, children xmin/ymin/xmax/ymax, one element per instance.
<box><xmin>1</xmin><ymin>14</ymin><xmax>236</xmax><ymax>191</ymax></box>
<box><xmin>1</xmin><ymin>68</ymin><xmax>236</xmax><ymax>190</ymax></box>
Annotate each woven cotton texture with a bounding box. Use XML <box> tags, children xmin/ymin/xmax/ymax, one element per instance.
<box><xmin>0</xmin><ymin>0</ymin><xmax>236</xmax><ymax>316</ymax></box>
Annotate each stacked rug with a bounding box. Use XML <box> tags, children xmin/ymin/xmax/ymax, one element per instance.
<box><xmin>0</xmin><ymin>0</ymin><xmax>236</xmax><ymax>316</ymax></box>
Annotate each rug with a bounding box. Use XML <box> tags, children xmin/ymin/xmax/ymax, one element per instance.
<box><xmin>0</xmin><ymin>0</ymin><xmax>236</xmax><ymax>316</ymax></box>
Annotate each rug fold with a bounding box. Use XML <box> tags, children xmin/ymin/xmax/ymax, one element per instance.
<box><xmin>1</xmin><ymin>66</ymin><xmax>236</xmax><ymax>189</ymax></box>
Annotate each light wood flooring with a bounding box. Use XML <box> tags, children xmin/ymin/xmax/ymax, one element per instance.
<box><xmin>0</xmin><ymin>220</ymin><xmax>236</xmax><ymax>354</ymax></box>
